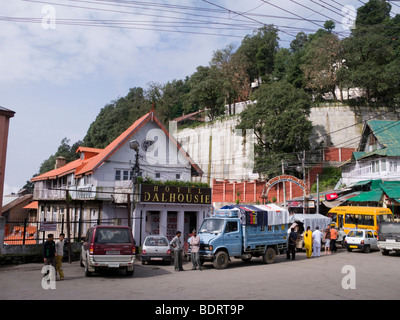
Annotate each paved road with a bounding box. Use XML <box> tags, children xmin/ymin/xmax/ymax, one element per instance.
<box><xmin>1</xmin><ymin>248</ymin><xmax>399</xmax><ymax>300</ymax></box>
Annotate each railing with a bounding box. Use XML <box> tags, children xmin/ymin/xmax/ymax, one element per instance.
<box><xmin>3</xmin><ymin>217</ymin><xmax>132</xmax><ymax>245</ymax></box>
<box><xmin>33</xmin><ymin>185</ymin><xmax>134</xmax><ymax>202</ymax></box>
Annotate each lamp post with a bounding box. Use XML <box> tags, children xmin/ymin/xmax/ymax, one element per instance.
<box><xmin>129</xmin><ymin>140</ymin><xmax>140</xmax><ymax>229</ymax></box>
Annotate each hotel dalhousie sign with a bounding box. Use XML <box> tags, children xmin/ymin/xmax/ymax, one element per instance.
<box><xmin>140</xmin><ymin>184</ymin><xmax>212</xmax><ymax>205</ymax></box>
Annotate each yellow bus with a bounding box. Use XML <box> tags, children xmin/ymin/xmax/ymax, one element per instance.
<box><xmin>328</xmin><ymin>206</ymin><xmax>394</xmax><ymax>234</ymax></box>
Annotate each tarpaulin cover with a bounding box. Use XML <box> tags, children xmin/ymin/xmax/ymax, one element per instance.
<box><xmin>220</xmin><ymin>204</ymin><xmax>289</xmax><ymax>226</ymax></box>
<box><xmin>289</xmin><ymin>214</ymin><xmax>331</xmax><ymax>231</ymax></box>
<box><xmin>254</xmin><ymin>204</ymin><xmax>290</xmax><ymax>226</ymax></box>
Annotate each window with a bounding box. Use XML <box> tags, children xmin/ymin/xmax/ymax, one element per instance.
<box><xmin>381</xmin><ymin>160</ymin><xmax>386</xmax><ymax>172</ymax></box>
<box><xmin>155</xmin><ymin>173</ymin><xmax>161</xmax><ymax>179</ymax></box>
<box><xmin>115</xmin><ymin>170</ymin><xmax>121</xmax><ymax>181</ymax></box>
<box><xmin>123</xmin><ymin>170</ymin><xmax>130</xmax><ymax>181</ymax></box>
<box><xmin>176</xmin><ymin>173</ymin><xmax>181</xmax><ymax>180</ymax></box>
<box><xmin>225</xmin><ymin>221</ymin><xmax>238</xmax><ymax>233</ymax></box>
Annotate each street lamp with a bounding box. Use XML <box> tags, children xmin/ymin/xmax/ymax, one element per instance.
<box><xmin>129</xmin><ymin>140</ymin><xmax>140</xmax><ymax>230</ymax></box>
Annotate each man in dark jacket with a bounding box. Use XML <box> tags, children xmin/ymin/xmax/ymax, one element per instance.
<box><xmin>286</xmin><ymin>228</ymin><xmax>298</xmax><ymax>260</ymax></box>
<box><xmin>43</xmin><ymin>234</ymin><xmax>56</xmax><ymax>272</ymax></box>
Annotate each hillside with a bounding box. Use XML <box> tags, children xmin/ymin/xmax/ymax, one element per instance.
<box><xmin>31</xmin><ymin>0</ymin><xmax>400</xmax><ymax>186</ymax></box>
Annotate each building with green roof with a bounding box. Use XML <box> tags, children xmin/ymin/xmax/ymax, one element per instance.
<box><xmin>339</xmin><ymin>120</ymin><xmax>400</xmax><ymax>217</ymax></box>
<box><xmin>341</xmin><ymin>120</ymin><xmax>400</xmax><ymax>186</ymax></box>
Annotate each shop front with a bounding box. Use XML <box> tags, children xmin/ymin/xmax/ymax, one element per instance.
<box><xmin>132</xmin><ymin>184</ymin><xmax>213</xmax><ymax>246</ymax></box>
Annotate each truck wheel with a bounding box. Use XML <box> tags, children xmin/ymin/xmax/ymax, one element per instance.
<box><xmin>262</xmin><ymin>248</ymin><xmax>276</xmax><ymax>264</ymax></box>
<box><xmin>381</xmin><ymin>249</ymin><xmax>390</xmax><ymax>256</ymax></box>
<box><xmin>213</xmin><ymin>251</ymin><xmax>229</xmax><ymax>269</ymax></box>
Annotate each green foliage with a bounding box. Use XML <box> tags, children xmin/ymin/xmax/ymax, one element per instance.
<box><xmin>310</xmin><ymin>167</ymin><xmax>342</xmax><ymax>193</ymax></box>
<box><xmin>137</xmin><ymin>176</ymin><xmax>209</xmax><ymax>188</ymax></box>
<box><xmin>83</xmin><ymin>87</ymin><xmax>151</xmax><ymax>148</ymax></box>
<box><xmin>39</xmin><ymin>138</ymin><xmax>82</xmax><ymax>174</ymax></box>
<box><xmin>237</xmin><ymin>81</ymin><xmax>313</xmax><ymax>178</ymax></box>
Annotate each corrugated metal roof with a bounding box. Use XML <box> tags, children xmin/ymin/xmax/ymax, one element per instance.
<box><xmin>367</xmin><ymin>120</ymin><xmax>400</xmax><ymax>157</ymax></box>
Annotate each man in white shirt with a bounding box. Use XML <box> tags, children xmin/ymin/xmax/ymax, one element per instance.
<box><xmin>55</xmin><ymin>233</ymin><xmax>65</xmax><ymax>280</ymax></box>
<box><xmin>189</xmin><ymin>229</ymin><xmax>202</xmax><ymax>271</ymax></box>
<box><xmin>312</xmin><ymin>226</ymin><xmax>323</xmax><ymax>257</ymax></box>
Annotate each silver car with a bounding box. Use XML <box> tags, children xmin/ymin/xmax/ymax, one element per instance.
<box><xmin>141</xmin><ymin>235</ymin><xmax>172</xmax><ymax>265</ymax></box>
<box><xmin>344</xmin><ymin>229</ymin><xmax>378</xmax><ymax>253</ymax></box>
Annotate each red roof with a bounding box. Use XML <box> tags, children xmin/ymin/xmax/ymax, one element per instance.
<box><xmin>31</xmin><ymin>111</ymin><xmax>203</xmax><ymax>182</ymax></box>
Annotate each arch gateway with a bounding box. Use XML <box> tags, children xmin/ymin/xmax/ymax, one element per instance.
<box><xmin>261</xmin><ymin>175</ymin><xmax>308</xmax><ymax>202</ymax></box>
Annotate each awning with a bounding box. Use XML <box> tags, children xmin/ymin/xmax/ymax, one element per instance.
<box><xmin>322</xmin><ymin>191</ymin><xmax>361</xmax><ymax>208</ymax></box>
<box><xmin>347</xmin><ymin>180</ymin><xmax>372</xmax><ymax>188</ymax></box>
<box><xmin>23</xmin><ymin>201</ymin><xmax>38</xmax><ymax>210</ymax></box>
<box><xmin>347</xmin><ymin>189</ymin><xmax>383</xmax><ymax>202</ymax></box>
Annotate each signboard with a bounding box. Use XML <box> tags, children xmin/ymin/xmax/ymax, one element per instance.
<box><xmin>39</xmin><ymin>222</ymin><xmax>57</xmax><ymax>232</ymax></box>
<box><xmin>140</xmin><ymin>184</ymin><xmax>212</xmax><ymax>205</ymax></box>
<box><xmin>325</xmin><ymin>193</ymin><xmax>338</xmax><ymax>201</ymax></box>
<box><xmin>262</xmin><ymin>175</ymin><xmax>307</xmax><ymax>199</ymax></box>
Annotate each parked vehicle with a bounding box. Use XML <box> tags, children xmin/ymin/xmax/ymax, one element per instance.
<box><xmin>344</xmin><ymin>229</ymin><xmax>378</xmax><ymax>253</ymax></box>
<box><xmin>289</xmin><ymin>214</ymin><xmax>332</xmax><ymax>250</ymax></box>
<box><xmin>377</xmin><ymin>222</ymin><xmax>400</xmax><ymax>255</ymax></box>
<box><xmin>141</xmin><ymin>235</ymin><xmax>172</xmax><ymax>265</ymax></box>
<box><xmin>199</xmin><ymin>205</ymin><xmax>289</xmax><ymax>269</ymax></box>
<box><xmin>80</xmin><ymin>225</ymin><xmax>136</xmax><ymax>276</ymax></box>
<box><xmin>328</xmin><ymin>206</ymin><xmax>394</xmax><ymax>234</ymax></box>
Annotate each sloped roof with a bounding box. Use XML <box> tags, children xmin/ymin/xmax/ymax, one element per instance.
<box><xmin>31</xmin><ymin>158</ymin><xmax>87</xmax><ymax>182</ymax></box>
<box><xmin>368</xmin><ymin>120</ymin><xmax>400</xmax><ymax>153</ymax></box>
<box><xmin>31</xmin><ymin>111</ymin><xmax>203</xmax><ymax>182</ymax></box>
<box><xmin>359</xmin><ymin>120</ymin><xmax>400</xmax><ymax>158</ymax></box>
<box><xmin>1</xmin><ymin>194</ymin><xmax>32</xmax><ymax>212</ymax></box>
<box><xmin>343</xmin><ymin>120</ymin><xmax>400</xmax><ymax>166</ymax></box>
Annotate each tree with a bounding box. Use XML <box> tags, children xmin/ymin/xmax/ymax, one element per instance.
<box><xmin>236</xmin><ymin>25</ymin><xmax>280</xmax><ymax>83</ymax></box>
<box><xmin>188</xmin><ymin>65</ymin><xmax>225</xmax><ymax>121</ymax></box>
<box><xmin>211</xmin><ymin>44</ymin><xmax>250</xmax><ymax>115</ymax></box>
<box><xmin>237</xmin><ymin>81</ymin><xmax>313</xmax><ymax>178</ymax></box>
<box><xmin>301</xmin><ymin>33</ymin><xmax>343</xmax><ymax>100</ymax></box>
<box><xmin>39</xmin><ymin>138</ymin><xmax>82</xmax><ymax>174</ymax></box>
<box><xmin>340</xmin><ymin>0</ymin><xmax>396</xmax><ymax>102</ymax></box>
<box><xmin>83</xmin><ymin>87</ymin><xmax>151</xmax><ymax>148</ymax></box>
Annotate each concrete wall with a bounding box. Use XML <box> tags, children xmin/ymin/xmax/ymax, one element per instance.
<box><xmin>309</xmin><ymin>103</ymin><xmax>400</xmax><ymax>149</ymax></box>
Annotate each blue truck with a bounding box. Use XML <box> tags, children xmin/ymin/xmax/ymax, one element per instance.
<box><xmin>198</xmin><ymin>205</ymin><xmax>289</xmax><ymax>269</ymax></box>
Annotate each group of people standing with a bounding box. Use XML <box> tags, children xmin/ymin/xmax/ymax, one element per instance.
<box><xmin>170</xmin><ymin>229</ymin><xmax>202</xmax><ymax>272</ymax></box>
<box><xmin>42</xmin><ymin>233</ymin><xmax>66</xmax><ymax>281</ymax></box>
<box><xmin>287</xmin><ymin>225</ymin><xmax>339</xmax><ymax>260</ymax></box>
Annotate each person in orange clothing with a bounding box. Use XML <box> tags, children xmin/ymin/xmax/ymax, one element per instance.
<box><xmin>330</xmin><ymin>225</ymin><xmax>339</xmax><ymax>253</ymax></box>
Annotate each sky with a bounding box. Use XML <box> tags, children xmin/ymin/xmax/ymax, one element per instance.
<box><xmin>2</xmin><ymin>0</ymin><xmax>399</xmax><ymax>197</ymax></box>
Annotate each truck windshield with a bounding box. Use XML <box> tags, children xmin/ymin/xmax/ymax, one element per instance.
<box><xmin>199</xmin><ymin>219</ymin><xmax>225</xmax><ymax>234</ymax></box>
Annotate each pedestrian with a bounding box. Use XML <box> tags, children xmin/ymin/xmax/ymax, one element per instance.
<box><xmin>170</xmin><ymin>231</ymin><xmax>184</xmax><ymax>271</ymax></box>
<box><xmin>304</xmin><ymin>226</ymin><xmax>313</xmax><ymax>259</ymax></box>
<box><xmin>324</xmin><ymin>225</ymin><xmax>331</xmax><ymax>255</ymax></box>
<box><xmin>43</xmin><ymin>234</ymin><xmax>56</xmax><ymax>280</ymax></box>
<box><xmin>286</xmin><ymin>228</ymin><xmax>298</xmax><ymax>260</ymax></box>
<box><xmin>312</xmin><ymin>226</ymin><xmax>323</xmax><ymax>257</ymax></box>
<box><xmin>330</xmin><ymin>225</ymin><xmax>338</xmax><ymax>253</ymax></box>
<box><xmin>55</xmin><ymin>233</ymin><xmax>65</xmax><ymax>280</ymax></box>
<box><xmin>189</xmin><ymin>229</ymin><xmax>202</xmax><ymax>271</ymax></box>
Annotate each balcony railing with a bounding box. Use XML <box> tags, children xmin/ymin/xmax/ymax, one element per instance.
<box><xmin>33</xmin><ymin>185</ymin><xmax>134</xmax><ymax>203</ymax></box>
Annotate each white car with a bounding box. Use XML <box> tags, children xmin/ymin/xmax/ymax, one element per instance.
<box><xmin>141</xmin><ymin>235</ymin><xmax>172</xmax><ymax>265</ymax></box>
<box><xmin>344</xmin><ymin>229</ymin><xmax>378</xmax><ymax>253</ymax></box>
